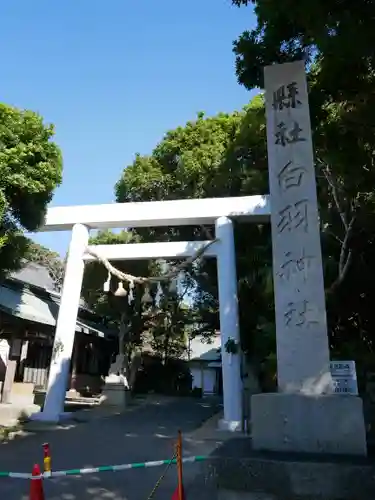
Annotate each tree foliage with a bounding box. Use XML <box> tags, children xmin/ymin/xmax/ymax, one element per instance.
<box><xmin>149</xmin><ymin>282</ymin><xmax>192</xmax><ymax>361</ymax></box>
<box><xmin>232</xmin><ymin>0</ymin><xmax>375</xmax><ymax>370</ymax></box>
<box><xmin>101</xmin><ymin>0</ymin><xmax>375</xmax><ymax>385</ymax></box>
<box><xmin>81</xmin><ymin>230</ymin><xmax>156</xmax><ymax>390</ymax></box>
<box><xmin>24</xmin><ymin>240</ymin><xmax>65</xmax><ymax>291</ymax></box>
<box><xmin>232</xmin><ymin>0</ymin><xmax>375</xmax><ymax>231</ymax></box>
<box><xmin>0</xmin><ymin>103</ymin><xmax>62</xmax><ymax>277</ymax></box>
<box><xmin>115</xmin><ymin>101</ymin><xmax>274</xmax><ymax>366</ymax></box>
<box><xmin>115</xmin><ymin>83</ymin><xmax>375</xmax><ymax>381</ymax></box>
<box><xmin>81</xmin><ymin>230</ymin><xmax>192</xmax><ymax>389</ymax></box>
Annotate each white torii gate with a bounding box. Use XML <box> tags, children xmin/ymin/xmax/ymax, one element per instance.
<box><xmin>33</xmin><ymin>195</ymin><xmax>270</xmax><ymax>429</ymax></box>
<box><xmin>27</xmin><ymin>60</ymin><xmax>366</xmax><ymax>454</ymax></box>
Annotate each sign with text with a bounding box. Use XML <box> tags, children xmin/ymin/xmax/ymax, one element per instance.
<box><xmin>330</xmin><ymin>360</ymin><xmax>358</xmax><ymax>395</ymax></box>
<box><xmin>264</xmin><ymin>60</ymin><xmax>331</xmax><ymax>392</ymax></box>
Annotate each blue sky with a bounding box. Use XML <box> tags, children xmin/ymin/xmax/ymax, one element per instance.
<box><xmin>2</xmin><ymin>0</ymin><xmax>256</xmax><ymax>256</ymax></box>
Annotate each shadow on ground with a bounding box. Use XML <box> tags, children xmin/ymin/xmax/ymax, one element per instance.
<box><xmin>189</xmin><ymin>434</ymin><xmax>375</xmax><ymax>500</ymax></box>
<box><xmin>0</xmin><ymin>396</ymin><xmax>222</xmax><ymax>500</ymax></box>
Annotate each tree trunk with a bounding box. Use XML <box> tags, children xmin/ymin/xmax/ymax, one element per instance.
<box><xmin>119</xmin><ymin>313</ymin><xmax>126</xmax><ymax>367</ymax></box>
<box><xmin>128</xmin><ymin>352</ymin><xmax>142</xmax><ymax>394</ymax></box>
<box><xmin>118</xmin><ymin>313</ymin><xmax>131</xmax><ymax>388</ymax></box>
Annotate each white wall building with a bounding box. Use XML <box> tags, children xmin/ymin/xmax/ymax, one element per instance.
<box><xmin>188</xmin><ymin>332</ymin><xmax>222</xmax><ymax>395</ymax></box>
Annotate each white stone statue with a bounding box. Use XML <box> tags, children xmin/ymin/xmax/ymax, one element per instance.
<box><xmin>104</xmin><ymin>354</ymin><xmax>129</xmax><ymax>388</ymax></box>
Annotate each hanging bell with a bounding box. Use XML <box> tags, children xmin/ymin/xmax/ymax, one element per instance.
<box><xmin>141</xmin><ymin>285</ymin><xmax>153</xmax><ymax>304</ymax></box>
<box><xmin>128</xmin><ymin>280</ymin><xmax>135</xmax><ymax>304</ymax></box>
<box><xmin>114</xmin><ymin>281</ymin><xmax>127</xmax><ymax>297</ymax></box>
<box><xmin>103</xmin><ymin>272</ymin><xmax>111</xmax><ymax>293</ymax></box>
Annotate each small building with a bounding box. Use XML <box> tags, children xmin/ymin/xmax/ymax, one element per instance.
<box><xmin>188</xmin><ymin>332</ymin><xmax>222</xmax><ymax>395</ymax></box>
<box><xmin>0</xmin><ymin>262</ymin><xmax>116</xmax><ymax>405</ymax></box>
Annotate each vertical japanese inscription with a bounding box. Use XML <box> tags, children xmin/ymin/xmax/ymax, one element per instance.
<box><xmin>278</xmin><ymin>248</ymin><xmax>314</xmax><ymax>282</ymax></box>
<box><xmin>275</xmin><ymin>121</ymin><xmax>306</xmax><ymax>146</ymax></box>
<box><xmin>269</xmin><ymin>66</ymin><xmax>318</xmax><ymax>329</ymax></box>
<box><xmin>284</xmin><ymin>299</ymin><xmax>319</xmax><ymax>328</ymax></box>
<box><xmin>274</xmin><ymin>80</ymin><xmax>309</xmax><ymax>241</ymax></box>
<box><xmin>273</xmin><ymin>82</ymin><xmax>302</xmax><ymax>110</ymax></box>
<box><xmin>265</xmin><ymin>61</ymin><xmax>330</xmax><ymax>391</ymax></box>
<box><xmin>278</xmin><ymin>161</ymin><xmax>306</xmax><ymax>192</ymax></box>
<box><xmin>277</xmin><ymin>199</ymin><xmax>309</xmax><ymax>234</ymax></box>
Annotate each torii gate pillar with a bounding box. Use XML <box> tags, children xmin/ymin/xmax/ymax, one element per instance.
<box><xmin>32</xmin><ymin>223</ymin><xmax>89</xmax><ymax>422</ymax></box>
<box><xmin>216</xmin><ymin>216</ymin><xmax>242</xmax><ymax>431</ymax></box>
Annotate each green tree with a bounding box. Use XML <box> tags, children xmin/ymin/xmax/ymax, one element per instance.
<box><xmin>232</xmin><ymin>0</ymin><xmax>375</xmax><ymax>290</ymax></box>
<box><xmin>115</xmin><ymin>90</ymin><xmax>375</xmax><ymax>386</ymax></box>
<box><xmin>115</xmin><ymin>102</ymin><xmax>274</xmax><ymax>372</ymax></box>
<box><xmin>81</xmin><ymin>230</ymin><xmax>155</xmax><ymax>390</ymax></box>
<box><xmin>0</xmin><ymin>103</ymin><xmax>62</xmax><ymax>276</ymax></box>
<box><xmin>81</xmin><ymin>230</ymin><xmax>191</xmax><ymax>390</ymax></box>
<box><xmin>232</xmin><ymin>0</ymin><xmax>375</xmax><ymax>371</ymax></box>
<box><xmin>149</xmin><ymin>282</ymin><xmax>192</xmax><ymax>362</ymax></box>
<box><xmin>24</xmin><ymin>240</ymin><xmax>65</xmax><ymax>291</ymax></box>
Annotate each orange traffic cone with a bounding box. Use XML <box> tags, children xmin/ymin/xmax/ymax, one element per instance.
<box><xmin>29</xmin><ymin>464</ymin><xmax>44</xmax><ymax>500</ymax></box>
<box><xmin>172</xmin><ymin>431</ymin><xmax>185</xmax><ymax>499</ymax></box>
<box><xmin>171</xmin><ymin>485</ymin><xmax>185</xmax><ymax>499</ymax></box>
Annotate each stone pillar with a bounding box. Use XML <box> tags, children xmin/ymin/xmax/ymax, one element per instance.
<box><xmin>216</xmin><ymin>216</ymin><xmax>242</xmax><ymax>431</ymax></box>
<box><xmin>1</xmin><ymin>337</ymin><xmax>19</xmax><ymax>404</ymax></box>
<box><xmin>68</xmin><ymin>335</ymin><xmax>80</xmax><ymax>397</ymax></box>
<box><xmin>100</xmin><ymin>354</ymin><xmax>129</xmax><ymax>408</ymax></box>
<box><xmin>251</xmin><ymin>60</ymin><xmax>367</xmax><ymax>455</ymax></box>
<box><xmin>32</xmin><ymin>223</ymin><xmax>89</xmax><ymax>422</ymax></box>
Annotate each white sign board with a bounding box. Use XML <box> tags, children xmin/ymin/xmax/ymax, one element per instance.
<box><xmin>330</xmin><ymin>360</ymin><xmax>358</xmax><ymax>395</ymax></box>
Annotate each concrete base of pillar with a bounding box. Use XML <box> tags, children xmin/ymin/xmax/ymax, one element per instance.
<box><xmin>251</xmin><ymin>393</ymin><xmax>367</xmax><ymax>456</ymax></box>
<box><xmin>99</xmin><ymin>382</ymin><xmax>128</xmax><ymax>408</ymax></box>
<box><xmin>28</xmin><ymin>411</ymin><xmax>73</xmax><ymax>424</ymax></box>
<box><xmin>218</xmin><ymin>419</ymin><xmax>242</xmax><ymax>432</ymax></box>
<box><xmin>192</xmin><ymin>445</ymin><xmax>375</xmax><ymax>499</ymax></box>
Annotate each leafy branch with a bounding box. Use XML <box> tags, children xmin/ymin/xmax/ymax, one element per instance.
<box><xmin>318</xmin><ymin>158</ymin><xmax>356</xmax><ymax>293</ymax></box>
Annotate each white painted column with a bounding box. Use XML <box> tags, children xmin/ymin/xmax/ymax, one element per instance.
<box><xmin>35</xmin><ymin>223</ymin><xmax>89</xmax><ymax>422</ymax></box>
<box><xmin>215</xmin><ymin>216</ymin><xmax>242</xmax><ymax>431</ymax></box>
